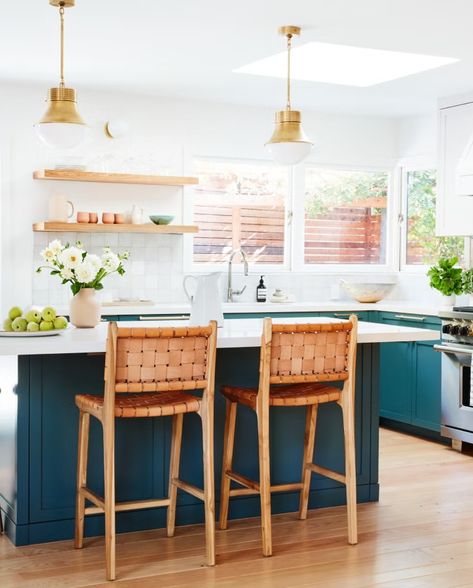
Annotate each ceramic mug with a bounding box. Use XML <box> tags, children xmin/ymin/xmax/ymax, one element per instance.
<box><xmin>89</xmin><ymin>212</ymin><xmax>98</xmax><ymax>223</ymax></box>
<box><xmin>48</xmin><ymin>195</ymin><xmax>74</xmax><ymax>222</ymax></box>
<box><xmin>114</xmin><ymin>213</ymin><xmax>125</xmax><ymax>224</ymax></box>
<box><xmin>102</xmin><ymin>212</ymin><xmax>115</xmax><ymax>224</ymax></box>
<box><xmin>77</xmin><ymin>212</ymin><xmax>90</xmax><ymax>223</ymax></box>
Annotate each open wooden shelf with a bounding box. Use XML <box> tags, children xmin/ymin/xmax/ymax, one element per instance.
<box><xmin>33</xmin><ymin>169</ymin><xmax>199</xmax><ymax>186</ymax></box>
<box><xmin>33</xmin><ymin>222</ymin><xmax>198</xmax><ymax>234</ymax></box>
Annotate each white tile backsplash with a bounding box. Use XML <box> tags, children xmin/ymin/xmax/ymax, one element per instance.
<box><xmin>32</xmin><ymin>233</ymin><xmax>438</xmax><ymax>308</ymax></box>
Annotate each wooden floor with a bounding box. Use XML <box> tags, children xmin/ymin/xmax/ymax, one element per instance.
<box><xmin>2</xmin><ymin>427</ymin><xmax>473</xmax><ymax>587</ymax></box>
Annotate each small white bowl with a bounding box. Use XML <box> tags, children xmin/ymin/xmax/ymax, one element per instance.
<box><xmin>341</xmin><ymin>280</ymin><xmax>395</xmax><ymax>303</ymax></box>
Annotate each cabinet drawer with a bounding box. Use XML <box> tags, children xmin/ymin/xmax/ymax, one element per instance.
<box><xmin>378</xmin><ymin>312</ymin><xmax>441</xmax><ymax>331</ymax></box>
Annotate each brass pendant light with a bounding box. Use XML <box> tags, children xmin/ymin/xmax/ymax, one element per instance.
<box><xmin>265</xmin><ymin>26</ymin><xmax>313</xmax><ymax>165</ymax></box>
<box><xmin>35</xmin><ymin>0</ymin><xmax>87</xmax><ymax>149</ymax></box>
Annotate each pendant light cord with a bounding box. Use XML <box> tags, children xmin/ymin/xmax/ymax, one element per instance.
<box><xmin>59</xmin><ymin>3</ymin><xmax>65</xmax><ymax>87</ymax></box>
<box><xmin>286</xmin><ymin>33</ymin><xmax>292</xmax><ymax>111</ymax></box>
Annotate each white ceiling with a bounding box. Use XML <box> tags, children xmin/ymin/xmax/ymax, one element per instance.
<box><xmin>2</xmin><ymin>0</ymin><xmax>473</xmax><ymax>117</ymax></box>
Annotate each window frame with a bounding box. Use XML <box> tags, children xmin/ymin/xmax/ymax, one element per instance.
<box><xmin>293</xmin><ymin>162</ymin><xmax>397</xmax><ymax>273</ymax></box>
<box><xmin>183</xmin><ymin>155</ymin><xmax>293</xmax><ymax>274</ymax></box>
<box><xmin>398</xmin><ymin>163</ymin><xmax>470</xmax><ymax>272</ymax></box>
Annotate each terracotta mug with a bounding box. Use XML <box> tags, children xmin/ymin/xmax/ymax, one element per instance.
<box><xmin>77</xmin><ymin>211</ymin><xmax>90</xmax><ymax>223</ymax></box>
<box><xmin>114</xmin><ymin>213</ymin><xmax>125</xmax><ymax>224</ymax></box>
<box><xmin>102</xmin><ymin>212</ymin><xmax>115</xmax><ymax>224</ymax></box>
<box><xmin>89</xmin><ymin>212</ymin><xmax>98</xmax><ymax>223</ymax></box>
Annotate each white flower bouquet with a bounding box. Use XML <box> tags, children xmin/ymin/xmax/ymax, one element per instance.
<box><xmin>37</xmin><ymin>240</ymin><xmax>129</xmax><ymax>295</ymax></box>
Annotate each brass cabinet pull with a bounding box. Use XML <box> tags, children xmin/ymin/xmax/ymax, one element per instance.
<box><xmin>138</xmin><ymin>315</ymin><xmax>189</xmax><ymax>321</ymax></box>
<box><xmin>393</xmin><ymin>314</ymin><xmax>425</xmax><ymax>322</ymax></box>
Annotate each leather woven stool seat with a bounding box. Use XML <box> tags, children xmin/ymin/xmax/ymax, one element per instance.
<box><xmin>221</xmin><ymin>382</ymin><xmax>341</xmax><ymax>409</ymax></box>
<box><xmin>76</xmin><ymin>391</ymin><xmax>201</xmax><ymax>418</ymax></box>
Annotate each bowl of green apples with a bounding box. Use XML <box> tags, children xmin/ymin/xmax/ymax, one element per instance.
<box><xmin>1</xmin><ymin>306</ymin><xmax>69</xmax><ymax>337</ymax></box>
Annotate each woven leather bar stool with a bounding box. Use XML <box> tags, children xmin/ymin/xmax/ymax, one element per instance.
<box><xmin>74</xmin><ymin>321</ymin><xmax>217</xmax><ymax>581</ymax></box>
<box><xmin>219</xmin><ymin>316</ymin><xmax>358</xmax><ymax>557</ymax></box>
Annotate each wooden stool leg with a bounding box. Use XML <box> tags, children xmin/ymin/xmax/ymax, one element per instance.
<box><xmin>341</xmin><ymin>400</ymin><xmax>357</xmax><ymax>545</ymax></box>
<box><xmin>74</xmin><ymin>411</ymin><xmax>90</xmax><ymax>549</ymax></box>
<box><xmin>257</xmin><ymin>406</ymin><xmax>272</xmax><ymax>557</ymax></box>
<box><xmin>167</xmin><ymin>413</ymin><xmax>184</xmax><ymax>537</ymax></box>
<box><xmin>103</xmin><ymin>417</ymin><xmax>116</xmax><ymax>581</ymax></box>
<box><xmin>200</xmin><ymin>400</ymin><xmax>216</xmax><ymax>566</ymax></box>
<box><xmin>219</xmin><ymin>400</ymin><xmax>237</xmax><ymax>530</ymax></box>
<box><xmin>299</xmin><ymin>404</ymin><xmax>318</xmax><ymax>520</ymax></box>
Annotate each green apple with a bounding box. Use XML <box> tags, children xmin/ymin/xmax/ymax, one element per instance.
<box><xmin>8</xmin><ymin>306</ymin><xmax>22</xmax><ymax>321</ymax></box>
<box><xmin>41</xmin><ymin>306</ymin><xmax>56</xmax><ymax>322</ymax></box>
<box><xmin>3</xmin><ymin>318</ymin><xmax>13</xmax><ymax>332</ymax></box>
<box><xmin>27</xmin><ymin>321</ymin><xmax>40</xmax><ymax>332</ymax></box>
<box><xmin>39</xmin><ymin>320</ymin><xmax>53</xmax><ymax>331</ymax></box>
<box><xmin>12</xmin><ymin>317</ymin><xmax>27</xmax><ymax>332</ymax></box>
<box><xmin>53</xmin><ymin>316</ymin><xmax>68</xmax><ymax>330</ymax></box>
<box><xmin>25</xmin><ymin>309</ymin><xmax>41</xmax><ymax>324</ymax></box>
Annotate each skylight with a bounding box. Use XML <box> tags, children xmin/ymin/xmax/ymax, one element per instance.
<box><xmin>234</xmin><ymin>42</ymin><xmax>458</xmax><ymax>87</ymax></box>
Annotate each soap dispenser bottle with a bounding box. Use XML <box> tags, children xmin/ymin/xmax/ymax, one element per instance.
<box><xmin>256</xmin><ymin>275</ymin><xmax>267</xmax><ymax>303</ymax></box>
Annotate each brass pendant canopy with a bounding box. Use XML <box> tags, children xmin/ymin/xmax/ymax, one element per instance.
<box><xmin>36</xmin><ymin>0</ymin><xmax>86</xmax><ymax>148</ymax></box>
<box><xmin>265</xmin><ymin>26</ymin><xmax>313</xmax><ymax>165</ymax></box>
<box><xmin>39</xmin><ymin>87</ymin><xmax>85</xmax><ymax>125</ymax></box>
<box><xmin>266</xmin><ymin>110</ymin><xmax>311</xmax><ymax>145</ymax></box>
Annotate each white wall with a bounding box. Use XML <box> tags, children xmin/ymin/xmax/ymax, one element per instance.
<box><xmin>0</xmin><ymin>82</ymin><xmax>401</xmax><ymax>312</ymax></box>
<box><xmin>397</xmin><ymin>113</ymin><xmax>437</xmax><ymax>166</ymax></box>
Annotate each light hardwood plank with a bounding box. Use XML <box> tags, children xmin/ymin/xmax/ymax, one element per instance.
<box><xmin>2</xmin><ymin>428</ymin><xmax>473</xmax><ymax>587</ymax></box>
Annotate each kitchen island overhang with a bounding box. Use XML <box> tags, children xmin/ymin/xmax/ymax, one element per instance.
<box><xmin>0</xmin><ymin>318</ymin><xmax>439</xmax><ymax>546</ymax></box>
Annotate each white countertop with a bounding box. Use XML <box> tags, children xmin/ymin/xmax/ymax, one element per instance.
<box><xmin>55</xmin><ymin>300</ymin><xmax>446</xmax><ymax>317</ymax></box>
<box><xmin>0</xmin><ymin>317</ymin><xmax>439</xmax><ymax>356</ymax></box>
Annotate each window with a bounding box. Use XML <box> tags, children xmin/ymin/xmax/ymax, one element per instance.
<box><xmin>405</xmin><ymin>169</ymin><xmax>464</xmax><ymax>265</ymax></box>
<box><xmin>193</xmin><ymin>159</ymin><xmax>288</xmax><ymax>265</ymax></box>
<box><xmin>304</xmin><ymin>167</ymin><xmax>389</xmax><ymax>264</ymax></box>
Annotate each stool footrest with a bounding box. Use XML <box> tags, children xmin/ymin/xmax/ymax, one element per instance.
<box><xmin>82</xmin><ymin>486</ymin><xmax>171</xmax><ymax>515</ymax></box>
<box><xmin>82</xmin><ymin>487</ymin><xmax>104</xmax><ymax>510</ymax></box>
<box><xmin>173</xmin><ymin>479</ymin><xmax>204</xmax><ymax>501</ymax></box>
<box><xmin>307</xmin><ymin>463</ymin><xmax>346</xmax><ymax>484</ymax></box>
<box><xmin>226</xmin><ymin>470</ymin><xmax>259</xmax><ymax>491</ymax></box>
<box><xmin>226</xmin><ymin>471</ymin><xmax>304</xmax><ymax>497</ymax></box>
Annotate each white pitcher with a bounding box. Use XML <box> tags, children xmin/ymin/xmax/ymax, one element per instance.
<box><xmin>183</xmin><ymin>273</ymin><xmax>224</xmax><ymax>327</ymax></box>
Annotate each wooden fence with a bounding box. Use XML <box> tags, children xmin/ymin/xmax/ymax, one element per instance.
<box><xmin>194</xmin><ymin>203</ymin><xmax>383</xmax><ymax>264</ymax></box>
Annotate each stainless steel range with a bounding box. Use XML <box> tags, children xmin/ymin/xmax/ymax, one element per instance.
<box><xmin>437</xmin><ymin>307</ymin><xmax>473</xmax><ymax>445</ymax></box>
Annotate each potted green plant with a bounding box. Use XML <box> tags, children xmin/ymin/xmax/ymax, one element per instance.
<box><xmin>427</xmin><ymin>256</ymin><xmax>463</xmax><ymax>306</ymax></box>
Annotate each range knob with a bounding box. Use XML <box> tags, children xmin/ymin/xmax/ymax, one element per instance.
<box><xmin>451</xmin><ymin>324</ymin><xmax>461</xmax><ymax>335</ymax></box>
<box><xmin>459</xmin><ymin>325</ymin><xmax>470</xmax><ymax>337</ymax></box>
<box><xmin>442</xmin><ymin>323</ymin><xmax>453</xmax><ymax>334</ymax></box>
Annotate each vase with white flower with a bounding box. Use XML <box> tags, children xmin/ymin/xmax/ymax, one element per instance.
<box><xmin>37</xmin><ymin>240</ymin><xmax>129</xmax><ymax>328</ymax></box>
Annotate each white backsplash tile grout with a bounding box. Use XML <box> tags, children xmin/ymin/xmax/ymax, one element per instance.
<box><xmin>32</xmin><ymin>232</ymin><xmax>440</xmax><ymax>308</ymax></box>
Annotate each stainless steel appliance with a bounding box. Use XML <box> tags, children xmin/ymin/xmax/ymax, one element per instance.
<box><xmin>437</xmin><ymin>307</ymin><xmax>473</xmax><ymax>444</ymax></box>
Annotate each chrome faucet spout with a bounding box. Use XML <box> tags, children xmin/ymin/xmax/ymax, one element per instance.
<box><xmin>227</xmin><ymin>249</ymin><xmax>249</xmax><ymax>302</ymax></box>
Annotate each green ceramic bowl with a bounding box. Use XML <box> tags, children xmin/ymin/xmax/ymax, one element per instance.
<box><xmin>149</xmin><ymin>215</ymin><xmax>174</xmax><ymax>225</ymax></box>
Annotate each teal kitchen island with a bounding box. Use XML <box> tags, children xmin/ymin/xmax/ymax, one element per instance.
<box><xmin>0</xmin><ymin>317</ymin><xmax>438</xmax><ymax>546</ymax></box>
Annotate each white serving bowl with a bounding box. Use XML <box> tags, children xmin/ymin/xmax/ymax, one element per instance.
<box><xmin>341</xmin><ymin>280</ymin><xmax>395</xmax><ymax>303</ymax></box>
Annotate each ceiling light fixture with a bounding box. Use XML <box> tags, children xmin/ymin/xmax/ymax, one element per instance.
<box><xmin>265</xmin><ymin>26</ymin><xmax>312</xmax><ymax>165</ymax></box>
<box><xmin>35</xmin><ymin>0</ymin><xmax>87</xmax><ymax>149</ymax></box>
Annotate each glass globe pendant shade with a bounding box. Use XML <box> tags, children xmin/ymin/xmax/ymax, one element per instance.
<box><xmin>265</xmin><ymin>110</ymin><xmax>313</xmax><ymax>165</ymax></box>
<box><xmin>35</xmin><ymin>87</ymin><xmax>87</xmax><ymax>149</ymax></box>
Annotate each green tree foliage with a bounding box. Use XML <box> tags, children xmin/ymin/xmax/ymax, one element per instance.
<box><xmin>305</xmin><ymin>169</ymin><xmax>388</xmax><ymax>218</ymax></box>
<box><xmin>407</xmin><ymin>170</ymin><xmax>463</xmax><ymax>264</ymax></box>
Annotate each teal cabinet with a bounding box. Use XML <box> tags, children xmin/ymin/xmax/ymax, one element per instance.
<box><xmin>379</xmin><ymin>340</ymin><xmax>412</xmax><ymax>424</ymax></box>
<box><xmin>377</xmin><ymin>313</ymin><xmax>441</xmax><ymax>433</ymax></box>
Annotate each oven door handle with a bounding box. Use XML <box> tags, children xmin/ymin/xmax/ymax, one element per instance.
<box><xmin>434</xmin><ymin>344</ymin><xmax>473</xmax><ymax>356</ymax></box>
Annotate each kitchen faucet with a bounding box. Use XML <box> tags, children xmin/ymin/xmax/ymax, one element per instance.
<box><xmin>227</xmin><ymin>249</ymin><xmax>249</xmax><ymax>302</ymax></box>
